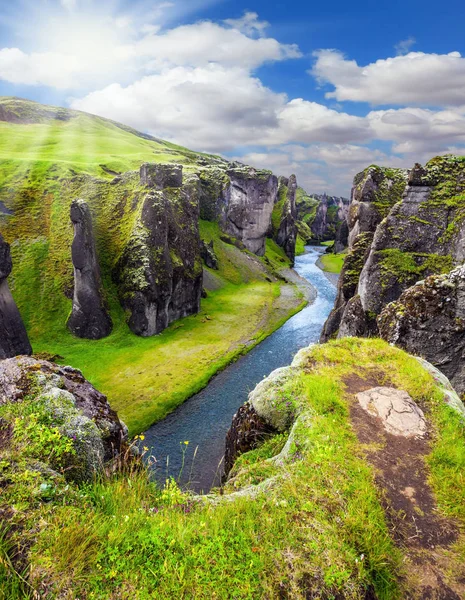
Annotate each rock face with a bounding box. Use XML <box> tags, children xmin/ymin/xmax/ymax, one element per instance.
<box><xmin>323</xmin><ymin>155</ymin><xmax>465</xmax><ymax>388</ymax></box>
<box><xmin>274</xmin><ymin>175</ymin><xmax>298</xmax><ymax>265</ymax></box>
<box><xmin>356</xmin><ymin>387</ymin><xmax>427</xmax><ymax>437</ymax></box>
<box><xmin>224</xmin><ymin>403</ymin><xmax>276</xmax><ymax>477</ymax></box>
<box><xmin>198</xmin><ymin>165</ymin><xmax>278</xmax><ymax>256</ymax></box>
<box><xmin>308</xmin><ymin>194</ymin><xmax>350</xmax><ymax>242</ymax></box>
<box><xmin>67</xmin><ymin>199</ymin><xmax>112</xmax><ymax>339</ymax></box>
<box><xmin>378</xmin><ymin>265</ymin><xmax>465</xmax><ymax>395</ymax></box>
<box><xmin>0</xmin><ymin>355</ymin><xmax>127</xmax><ymax>482</ymax></box>
<box><xmin>115</xmin><ymin>164</ymin><xmax>202</xmax><ymax>337</ymax></box>
<box><xmin>221</xmin><ymin>167</ymin><xmax>278</xmax><ymax>256</ymax></box>
<box><xmin>0</xmin><ymin>234</ymin><xmax>32</xmax><ymax>358</ymax></box>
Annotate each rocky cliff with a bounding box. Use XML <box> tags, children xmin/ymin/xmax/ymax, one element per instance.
<box><xmin>115</xmin><ymin>164</ymin><xmax>203</xmax><ymax>337</ymax></box>
<box><xmin>273</xmin><ymin>175</ymin><xmax>298</xmax><ymax>265</ymax></box>
<box><xmin>67</xmin><ymin>199</ymin><xmax>112</xmax><ymax>339</ymax></box>
<box><xmin>0</xmin><ymin>234</ymin><xmax>32</xmax><ymax>358</ymax></box>
<box><xmin>378</xmin><ymin>264</ymin><xmax>465</xmax><ymax>395</ymax></box>
<box><xmin>322</xmin><ymin>155</ymin><xmax>465</xmax><ymax>392</ymax></box>
<box><xmin>302</xmin><ymin>193</ymin><xmax>349</xmax><ymax>242</ymax></box>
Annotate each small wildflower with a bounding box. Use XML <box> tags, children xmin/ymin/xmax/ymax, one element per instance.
<box><xmin>143</xmin><ymin>446</ymin><xmax>149</xmax><ymax>452</ymax></box>
<box><xmin>184</xmin><ymin>440</ymin><xmax>189</xmax><ymax>445</ymax></box>
<box><xmin>139</xmin><ymin>434</ymin><xmax>145</xmax><ymax>441</ymax></box>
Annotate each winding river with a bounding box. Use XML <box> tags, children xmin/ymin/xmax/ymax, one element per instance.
<box><xmin>143</xmin><ymin>246</ymin><xmax>337</xmax><ymax>493</ymax></box>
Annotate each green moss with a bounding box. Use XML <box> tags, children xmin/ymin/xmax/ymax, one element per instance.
<box><xmin>377</xmin><ymin>249</ymin><xmax>453</xmax><ymax>286</ymax></box>
<box><xmin>319</xmin><ymin>251</ymin><xmax>346</xmax><ymax>274</ymax></box>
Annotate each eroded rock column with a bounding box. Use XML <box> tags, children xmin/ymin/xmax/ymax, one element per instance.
<box><xmin>67</xmin><ymin>199</ymin><xmax>112</xmax><ymax>339</ymax></box>
<box><xmin>0</xmin><ymin>234</ymin><xmax>32</xmax><ymax>358</ymax></box>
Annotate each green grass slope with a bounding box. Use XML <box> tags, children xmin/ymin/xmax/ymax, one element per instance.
<box><xmin>0</xmin><ymin>97</ymin><xmax>304</xmax><ymax>434</ymax></box>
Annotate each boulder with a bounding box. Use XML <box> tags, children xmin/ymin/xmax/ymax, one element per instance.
<box><xmin>200</xmin><ymin>240</ymin><xmax>219</xmax><ymax>270</ymax></box>
<box><xmin>356</xmin><ymin>387</ymin><xmax>427</xmax><ymax>437</ymax></box>
<box><xmin>0</xmin><ymin>356</ymin><xmax>127</xmax><ymax>482</ymax></box>
<box><xmin>67</xmin><ymin>199</ymin><xmax>112</xmax><ymax>340</ymax></box>
<box><xmin>378</xmin><ymin>265</ymin><xmax>465</xmax><ymax>395</ymax></box>
<box><xmin>0</xmin><ymin>234</ymin><xmax>32</xmax><ymax>358</ymax></box>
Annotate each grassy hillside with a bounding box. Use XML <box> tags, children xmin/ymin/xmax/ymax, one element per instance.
<box><xmin>0</xmin><ymin>97</ymin><xmax>305</xmax><ymax>434</ymax></box>
<box><xmin>2</xmin><ymin>339</ymin><xmax>464</xmax><ymax>598</ymax></box>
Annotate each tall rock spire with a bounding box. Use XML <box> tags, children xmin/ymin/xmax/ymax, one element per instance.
<box><xmin>67</xmin><ymin>200</ymin><xmax>112</xmax><ymax>339</ymax></box>
<box><xmin>0</xmin><ymin>234</ymin><xmax>32</xmax><ymax>358</ymax></box>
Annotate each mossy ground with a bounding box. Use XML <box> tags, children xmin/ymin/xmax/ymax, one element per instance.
<box><xmin>2</xmin><ymin>338</ymin><xmax>464</xmax><ymax>599</ymax></box>
<box><xmin>319</xmin><ymin>250</ymin><xmax>346</xmax><ymax>274</ymax></box>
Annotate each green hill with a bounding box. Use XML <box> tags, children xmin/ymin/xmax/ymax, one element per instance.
<box><xmin>0</xmin><ymin>97</ymin><xmax>305</xmax><ymax>434</ymax></box>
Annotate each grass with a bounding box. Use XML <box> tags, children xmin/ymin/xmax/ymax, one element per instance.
<box><xmin>2</xmin><ymin>338</ymin><xmax>464</xmax><ymax>598</ymax></box>
<box><xmin>319</xmin><ymin>251</ymin><xmax>346</xmax><ymax>274</ymax></box>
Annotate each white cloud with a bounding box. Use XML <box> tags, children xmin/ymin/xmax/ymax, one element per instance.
<box><xmin>0</xmin><ymin>9</ymin><xmax>301</xmax><ymax>90</ymax></box>
<box><xmin>132</xmin><ymin>21</ymin><xmax>301</xmax><ymax>70</ymax></box>
<box><xmin>60</xmin><ymin>0</ymin><xmax>76</xmax><ymax>9</ymax></box>
<box><xmin>395</xmin><ymin>36</ymin><xmax>416</xmax><ymax>56</ymax></box>
<box><xmin>224</xmin><ymin>12</ymin><xmax>269</xmax><ymax>37</ymax></box>
<box><xmin>312</xmin><ymin>49</ymin><xmax>465</xmax><ymax>106</ymax></box>
<box><xmin>72</xmin><ymin>71</ymin><xmax>373</xmax><ymax>152</ymax></box>
<box><xmin>72</xmin><ymin>65</ymin><xmax>286</xmax><ymax>151</ymax></box>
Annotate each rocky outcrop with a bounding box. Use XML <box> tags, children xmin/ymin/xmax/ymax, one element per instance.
<box><xmin>224</xmin><ymin>403</ymin><xmax>276</xmax><ymax>477</ymax></box>
<box><xmin>224</xmin><ymin>366</ymin><xmax>297</xmax><ymax>477</ymax></box>
<box><xmin>0</xmin><ymin>234</ymin><xmax>32</xmax><ymax>358</ymax></box>
<box><xmin>198</xmin><ymin>165</ymin><xmax>278</xmax><ymax>256</ymax></box>
<box><xmin>115</xmin><ymin>164</ymin><xmax>202</xmax><ymax>336</ymax></box>
<box><xmin>308</xmin><ymin>194</ymin><xmax>349</xmax><ymax>242</ymax></box>
<box><xmin>221</xmin><ymin>167</ymin><xmax>278</xmax><ymax>256</ymax></box>
<box><xmin>0</xmin><ymin>355</ymin><xmax>127</xmax><ymax>482</ymax></box>
<box><xmin>274</xmin><ymin>175</ymin><xmax>298</xmax><ymax>265</ymax></box>
<box><xmin>321</xmin><ymin>165</ymin><xmax>408</xmax><ymax>341</ymax></box>
<box><xmin>200</xmin><ymin>240</ymin><xmax>218</xmax><ymax>270</ymax></box>
<box><xmin>67</xmin><ymin>199</ymin><xmax>112</xmax><ymax>339</ymax></box>
<box><xmin>378</xmin><ymin>265</ymin><xmax>465</xmax><ymax>395</ymax></box>
<box><xmin>323</xmin><ymin>155</ymin><xmax>465</xmax><ymax>394</ymax></box>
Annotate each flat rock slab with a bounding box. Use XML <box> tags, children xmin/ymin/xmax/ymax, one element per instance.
<box><xmin>356</xmin><ymin>386</ymin><xmax>427</xmax><ymax>437</ymax></box>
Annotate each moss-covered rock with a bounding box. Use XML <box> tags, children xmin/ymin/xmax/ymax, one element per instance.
<box><xmin>378</xmin><ymin>264</ymin><xmax>465</xmax><ymax>395</ymax></box>
<box><xmin>114</xmin><ymin>164</ymin><xmax>203</xmax><ymax>336</ymax></box>
<box><xmin>0</xmin><ymin>355</ymin><xmax>127</xmax><ymax>482</ymax></box>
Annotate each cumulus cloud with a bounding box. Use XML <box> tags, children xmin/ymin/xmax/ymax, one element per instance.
<box><xmin>0</xmin><ymin>9</ymin><xmax>301</xmax><ymax>89</ymax></box>
<box><xmin>312</xmin><ymin>49</ymin><xmax>465</xmax><ymax>106</ymax></box>
<box><xmin>72</xmin><ymin>72</ymin><xmax>374</xmax><ymax>152</ymax></box>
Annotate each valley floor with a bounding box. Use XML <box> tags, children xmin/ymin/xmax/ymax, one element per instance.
<box><xmin>30</xmin><ymin>240</ymin><xmax>308</xmax><ymax>435</ymax></box>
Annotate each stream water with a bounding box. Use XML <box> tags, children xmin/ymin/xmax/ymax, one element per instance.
<box><xmin>143</xmin><ymin>246</ymin><xmax>337</xmax><ymax>493</ymax></box>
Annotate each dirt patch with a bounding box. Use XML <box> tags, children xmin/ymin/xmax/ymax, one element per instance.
<box><xmin>343</xmin><ymin>374</ymin><xmax>465</xmax><ymax>599</ymax></box>
<box><xmin>0</xmin><ymin>418</ymin><xmax>12</xmax><ymax>451</ymax></box>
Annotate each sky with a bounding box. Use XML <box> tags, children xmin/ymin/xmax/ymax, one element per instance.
<box><xmin>1</xmin><ymin>0</ymin><xmax>465</xmax><ymax>196</ymax></box>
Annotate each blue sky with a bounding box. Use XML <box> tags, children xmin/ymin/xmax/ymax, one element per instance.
<box><xmin>1</xmin><ymin>0</ymin><xmax>465</xmax><ymax>195</ymax></box>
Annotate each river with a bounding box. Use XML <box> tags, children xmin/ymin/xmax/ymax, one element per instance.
<box><xmin>143</xmin><ymin>246</ymin><xmax>337</xmax><ymax>493</ymax></box>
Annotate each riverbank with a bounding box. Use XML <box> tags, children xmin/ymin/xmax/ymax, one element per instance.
<box><xmin>143</xmin><ymin>247</ymin><xmax>335</xmax><ymax>492</ymax></box>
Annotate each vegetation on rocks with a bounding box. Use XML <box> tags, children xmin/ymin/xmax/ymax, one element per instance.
<box><xmin>2</xmin><ymin>338</ymin><xmax>464</xmax><ymax>599</ymax></box>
